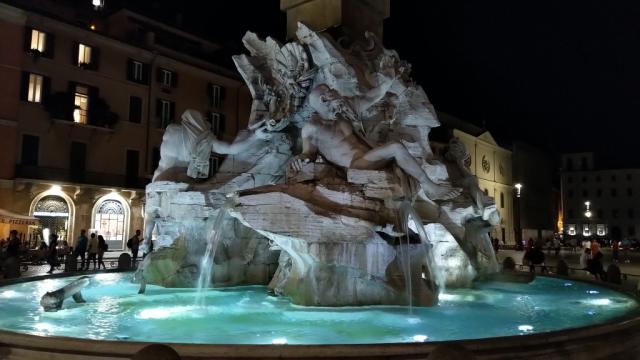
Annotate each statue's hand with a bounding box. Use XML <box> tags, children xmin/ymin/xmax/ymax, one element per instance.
<box><xmin>289</xmin><ymin>154</ymin><xmax>312</xmax><ymax>173</ymax></box>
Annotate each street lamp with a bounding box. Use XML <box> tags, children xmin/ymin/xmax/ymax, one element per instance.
<box><xmin>513</xmin><ymin>183</ymin><xmax>523</xmax><ymax>249</ymax></box>
<box><xmin>92</xmin><ymin>0</ymin><xmax>104</xmax><ymax>10</ymax></box>
<box><xmin>584</xmin><ymin>201</ymin><xmax>592</xmax><ymax>218</ymax></box>
<box><xmin>515</xmin><ymin>183</ymin><xmax>523</xmax><ymax>198</ymax></box>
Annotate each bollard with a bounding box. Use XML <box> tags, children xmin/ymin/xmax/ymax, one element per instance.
<box><xmin>118</xmin><ymin>253</ymin><xmax>132</xmax><ymax>270</ymax></box>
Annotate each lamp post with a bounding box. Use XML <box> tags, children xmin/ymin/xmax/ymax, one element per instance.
<box><xmin>514</xmin><ymin>183</ymin><xmax>523</xmax><ymax>249</ymax></box>
<box><xmin>584</xmin><ymin>201</ymin><xmax>592</xmax><ymax>237</ymax></box>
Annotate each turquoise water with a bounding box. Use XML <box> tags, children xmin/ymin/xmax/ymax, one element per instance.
<box><xmin>0</xmin><ymin>273</ymin><xmax>637</xmax><ymax>344</ymax></box>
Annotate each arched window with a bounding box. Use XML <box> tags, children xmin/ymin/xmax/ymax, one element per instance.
<box><xmin>94</xmin><ymin>199</ymin><xmax>125</xmax><ymax>248</ymax></box>
<box><xmin>33</xmin><ymin>195</ymin><xmax>70</xmax><ymax>243</ymax></box>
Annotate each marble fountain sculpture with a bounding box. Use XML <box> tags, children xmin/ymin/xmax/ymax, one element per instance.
<box><xmin>136</xmin><ymin>23</ymin><xmax>501</xmax><ymax>307</ymax></box>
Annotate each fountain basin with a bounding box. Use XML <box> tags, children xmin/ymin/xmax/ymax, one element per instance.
<box><xmin>0</xmin><ymin>272</ymin><xmax>638</xmax><ymax>359</ymax></box>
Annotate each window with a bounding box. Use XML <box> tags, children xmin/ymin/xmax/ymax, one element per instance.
<box><xmin>567</xmin><ymin>224</ymin><xmax>576</xmax><ymax>236</ymax></box>
<box><xmin>627</xmin><ymin>188</ymin><xmax>633</xmax><ymax>197</ymax></box>
<box><xmin>208</xmin><ymin>83</ymin><xmax>222</xmax><ymax>108</ymax></box>
<box><xmin>73</xmin><ymin>85</ymin><xmax>89</xmax><ymax>124</ymax></box>
<box><xmin>129</xmin><ymin>96</ymin><xmax>142</xmax><ymax>123</ymax></box>
<box><xmin>162</xmin><ymin>69</ymin><xmax>172</xmax><ymax>86</ymax></box>
<box><xmin>70</xmin><ymin>141</ymin><xmax>86</xmax><ymax>181</ymax></box>
<box><xmin>611</xmin><ymin>188</ymin><xmax>617</xmax><ymax>197</ymax></box>
<box><xmin>629</xmin><ymin>209</ymin><xmax>634</xmax><ymax>219</ymax></box>
<box><xmin>94</xmin><ymin>199</ymin><xmax>126</xmax><ymax>249</ymax></box>
<box><xmin>629</xmin><ymin>226</ymin><xmax>636</xmax><ymax>236</ymax></box>
<box><xmin>583</xmin><ymin>224</ymin><xmax>591</xmax><ymax>237</ymax></box>
<box><xmin>209</xmin><ymin>155</ymin><xmax>221</xmax><ymax>177</ymax></box>
<box><xmin>30</xmin><ymin>29</ymin><xmax>46</xmax><ymax>52</ymax></box>
<box><xmin>156</xmin><ymin>99</ymin><xmax>175</xmax><ymax>129</ymax></box>
<box><xmin>151</xmin><ymin>147</ymin><xmax>161</xmax><ymax>173</ymax></box>
<box><xmin>27</xmin><ymin>73</ymin><xmax>43</xmax><ymax>103</ymax></box>
<box><xmin>127</xmin><ymin>59</ymin><xmax>149</xmax><ymax>84</ymax></box>
<box><xmin>596</xmin><ymin>188</ymin><xmax>602</xmax><ymax>198</ymax></box>
<box><xmin>77</xmin><ymin>43</ymin><xmax>92</xmax><ymax>66</ymax></box>
<box><xmin>566</xmin><ymin>158</ymin><xmax>573</xmax><ymax>171</ymax></box>
<box><xmin>582</xmin><ymin>189</ymin><xmax>588</xmax><ymax>197</ymax></box>
<box><xmin>207</xmin><ymin>112</ymin><xmax>224</xmax><ymax>136</ymax></box>
<box><xmin>612</xmin><ymin>209</ymin><xmax>619</xmax><ymax>219</ymax></box>
<box><xmin>133</xmin><ymin>61</ymin><xmax>143</xmax><ymax>81</ymax></box>
<box><xmin>500</xmin><ymin>192</ymin><xmax>504</xmax><ymax>209</ymax></box>
<box><xmin>126</xmin><ymin>150</ymin><xmax>139</xmax><ymax>186</ymax></box>
<box><xmin>21</xmin><ymin>135</ymin><xmax>39</xmax><ymax>166</ymax></box>
<box><xmin>596</xmin><ymin>224</ymin><xmax>606</xmax><ymax>236</ymax></box>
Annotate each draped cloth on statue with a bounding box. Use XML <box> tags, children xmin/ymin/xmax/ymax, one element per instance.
<box><xmin>182</xmin><ymin>110</ymin><xmax>212</xmax><ymax>179</ymax></box>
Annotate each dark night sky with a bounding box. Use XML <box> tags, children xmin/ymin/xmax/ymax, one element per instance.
<box><xmin>92</xmin><ymin>1</ymin><xmax>640</xmax><ymax>167</ymax></box>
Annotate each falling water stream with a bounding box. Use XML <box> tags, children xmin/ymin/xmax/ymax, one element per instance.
<box><xmin>194</xmin><ymin>203</ymin><xmax>230</xmax><ymax>307</ymax></box>
<box><xmin>398</xmin><ymin>201</ymin><xmax>443</xmax><ymax>313</ymax></box>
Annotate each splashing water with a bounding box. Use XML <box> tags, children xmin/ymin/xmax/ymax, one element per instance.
<box><xmin>398</xmin><ymin>201</ymin><xmax>444</xmax><ymax>311</ymax></box>
<box><xmin>194</xmin><ymin>202</ymin><xmax>231</xmax><ymax>307</ymax></box>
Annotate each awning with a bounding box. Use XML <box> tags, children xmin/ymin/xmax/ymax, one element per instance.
<box><xmin>0</xmin><ymin>208</ymin><xmax>39</xmax><ymax>226</ymax></box>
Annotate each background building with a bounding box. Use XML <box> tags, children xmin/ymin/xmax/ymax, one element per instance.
<box><xmin>561</xmin><ymin>152</ymin><xmax>640</xmax><ymax>242</ymax></box>
<box><xmin>0</xmin><ymin>2</ymin><xmax>250</xmax><ymax>250</ymax></box>
<box><xmin>512</xmin><ymin>141</ymin><xmax>557</xmax><ymax>243</ymax></box>
<box><xmin>434</xmin><ymin>113</ymin><xmax>515</xmax><ymax>245</ymax></box>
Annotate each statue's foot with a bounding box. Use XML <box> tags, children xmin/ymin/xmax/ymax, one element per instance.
<box><xmin>421</xmin><ymin>182</ymin><xmax>462</xmax><ymax>201</ymax></box>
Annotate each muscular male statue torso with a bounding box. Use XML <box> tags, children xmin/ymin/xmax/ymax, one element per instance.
<box><xmin>305</xmin><ymin>116</ymin><xmax>370</xmax><ymax>168</ymax></box>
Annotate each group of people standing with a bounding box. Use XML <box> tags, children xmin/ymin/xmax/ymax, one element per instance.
<box><xmin>70</xmin><ymin>229</ymin><xmax>109</xmax><ymax>272</ymax></box>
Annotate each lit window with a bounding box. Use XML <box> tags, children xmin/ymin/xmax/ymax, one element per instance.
<box><xmin>94</xmin><ymin>199</ymin><xmax>126</xmax><ymax>249</ymax></box>
<box><xmin>567</xmin><ymin>224</ymin><xmax>576</xmax><ymax>236</ymax></box>
<box><xmin>583</xmin><ymin>225</ymin><xmax>591</xmax><ymax>237</ymax></box>
<box><xmin>30</xmin><ymin>29</ymin><xmax>46</xmax><ymax>52</ymax></box>
<box><xmin>133</xmin><ymin>61</ymin><xmax>143</xmax><ymax>81</ymax></box>
<box><xmin>27</xmin><ymin>73</ymin><xmax>43</xmax><ymax>103</ymax></box>
<box><xmin>596</xmin><ymin>224</ymin><xmax>606</xmax><ymax>236</ymax></box>
<box><xmin>78</xmin><ymin>43</ymin><xmax>92</xmax><ymax>66</ymax></box>
<box><xmin>162</xmin><ymin>69</ymin><xmax>172</xmax><ymax>87</ymax></box>
<box><xmin>73</xmin><ymin>85</ymin><xmax>89</xmax><ymax>124</ymax></box>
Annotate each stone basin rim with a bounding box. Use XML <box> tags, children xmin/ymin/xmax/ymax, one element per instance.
<box><xmin>1</xmin><ymin>272</ymin><xmax>639</xmax><ymax>359</ymax></box>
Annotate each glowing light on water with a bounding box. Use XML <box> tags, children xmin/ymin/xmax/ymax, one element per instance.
<box><xmin>518</xmin><ymin>325</ymin><xmax>533</xmax><ymax>332</ymax></box>
<box><xmin>587</xmin><ymin>290</ymin><xmax>600</xmax><ymax>294</ymax></box>
<box><xmin>438</xmin><ymin>293</ymin><xmax>460</xmax><ymax>301</ymax></box>
<box><xmin>34</xmin><ymin>322</ymin><xmax>55</xmax><ymax>332</ymax></box>
<box><xmin>587</xmin><ymin>299</ymin><xmax>611</xmax><ymax>306</ymax></box>
<box><xmin>412</xmin><ymin>334</ymin><xmax>428</xmax><ymax>342</ymax></box>
<box><xmin>0</xmin><ymin>290</ymin><xmax>19</xmax><ymax>298</ymax></box>
<box><xmin>272</xmin><ymin>338</ymin><xmax>287</xmax><ymax>344</ymax></box>
<box><xmin>137</xmin><ymin>306</ymin><xmax>201</xmax><ymax>319</ymax></box>
<box><xmin>564</xmin><ymin>283</ymin><xmax>573</xmax><ymax>287</ymax></box>
<box><xmin>407</xmin><ymin>317</ymin><xmax>421</xmax><ymax>324</ymax></box>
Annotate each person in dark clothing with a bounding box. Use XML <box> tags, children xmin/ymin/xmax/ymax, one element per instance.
<box><xmin>586</xmin><ymin>245</ymin><xmax>607</xmax><ymax>280</ymax></box>
<box><xmin>127</xmin><ymin>230</ymin><xmax>142</xmax><ymax>263</ymax></box>
<box><xmin>46</xmin><ymin>234</ymin><xmax>58</xmax><ymax>274</ymax></box>
<box><xmin>97</xmin><ymin>235</ymin><xmax>107</xmax><ymax>270</ymax></box>
<box><xmin>6</xmin><ymin>230</ymin><xmax>20</xmax><ymax>258</ymax></box>
<box><xmin>73</xmin><ymin>229</ymin><xmax>88</xmax><ymax>270</ymax></box>
<box><xmin>524</xmin><ymin>245</ymin><xmax>546</xmax><ymax>273</ymax></box>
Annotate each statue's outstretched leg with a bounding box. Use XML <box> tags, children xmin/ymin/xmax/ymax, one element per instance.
<box><xmin>351</xmin><ymin>142</ymin><xmax>461</xmax><ymax>200</ymax></box>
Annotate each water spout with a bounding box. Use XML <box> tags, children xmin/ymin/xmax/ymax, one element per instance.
<box><xmin>194</xmin><ymin>198</ymin><xmax>233</xmax><ymax>307</ymax></box>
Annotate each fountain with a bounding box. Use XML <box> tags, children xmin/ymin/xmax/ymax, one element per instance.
<box><xmin>0</xmin><ymin>23</ymin><xmax>639</xmax><ymax>359</ymax></box>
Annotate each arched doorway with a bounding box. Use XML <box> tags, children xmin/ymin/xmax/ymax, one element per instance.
<box><xmin>92</xmin><ymin>194</ymin><xmax>130</xmax><ymax>250</ymax></box>
<box><xmin>31</xmin><ymin>195</ymin><xmax>71</xmax><ymax>244</ymax></box>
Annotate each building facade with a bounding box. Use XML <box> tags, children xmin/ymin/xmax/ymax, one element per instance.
<box><xmin>0</xmin><ymin>2</ymin><xmax>249</xmax><ymax>250</ymax></box>
<box><xmin>453</xmin><ymin>129</ymin><xmax>515</xmax><ymax>245</ymax></box>
<box><xmin>561</xmin><ymin>152</ymin><xmax>640</xmax><ymax>241</ymax></box>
